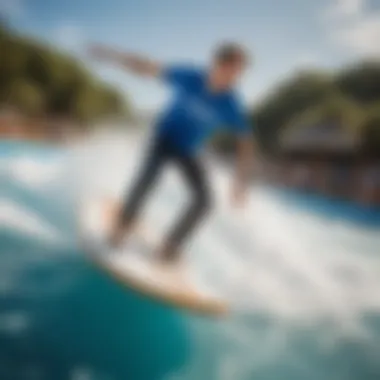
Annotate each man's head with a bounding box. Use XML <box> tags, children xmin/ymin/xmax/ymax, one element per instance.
<box><xmin>210</xmin><ymin>42</ymin><xmax>249</xmax><ymax>91</ymax></box>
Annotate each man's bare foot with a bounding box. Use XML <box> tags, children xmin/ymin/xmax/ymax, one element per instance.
<box><xmin>108</xmin><ymin>228</ymin><xmax>124</xmax><ymax>249</ymax></box>
<box><xmin>157</xmin><ymin>242</ymin><xmax>180</xmax><ymax>263</ymax></box>
<box><xmin>155</xmin><ymin>257</ymin><xmax>179</xmax><ymax>271</ymax></box>
<box><xmin>155</xmin><ymin>257</ymin><xmax>182</xmax><ymax>276</ymax></box>
<box><xmin>153</xmin><ymin>248</ymin><xmax>191</xmax><ymax>288</ymax></box>
<box><xmin>108</xmin><ymin>223</ymin><xmax>134</xmax><ymax>250</ymax></box>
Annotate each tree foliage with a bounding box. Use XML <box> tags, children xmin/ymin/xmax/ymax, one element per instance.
<box><xmin>361</xmin><ymin>103</ymin><xmax>380</xmax><ymax>154</ymax></box>
<box><xmin>335</xmin><ymin>62</ymin><xmax>380</xmax><ymax>104</ymax></box>
<box><xmin>7</xmin><ymin>79</ymin><xmax>45</xmax><ymax>115</ymax></box>
<box><xmin>253</xmin><ymin>63</ymin><xmax>380</xmax><ymax>154</ymax></box>
<box><xmin>0</xmin><ymin>22</ymin><xmax>130</xmax><ymax>124</ymax></box>
<box><xmin>253</xmin><ymin>70</ymin><xmax>335</xmax><ymax>152</ymax></box>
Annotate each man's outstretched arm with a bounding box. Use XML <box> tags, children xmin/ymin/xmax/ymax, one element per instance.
<box><xmin>88</xmin><ymin>44</ymin><xmax>162</xmax><ymax>77</ymax></box>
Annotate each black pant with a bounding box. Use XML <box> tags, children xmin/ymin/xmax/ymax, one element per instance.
<box><xmin>119</xmin><ymin>135</ymin><xmax>211</xmax><ymax>257</ymax></box>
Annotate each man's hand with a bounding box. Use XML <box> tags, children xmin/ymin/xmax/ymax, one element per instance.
<box><xmin>88</xmin><ymin>44</ymin><xmax>162</xmax><ymax>77</ymax></box>
<box><xmin>230</xmin><ymin>181</ymin><xmax>248</xmax><ymax>208</ymax></box>
<box><xmin>231</xmin><ymin>136</ymin><xmax>255</xmax><ymax>208</ymax></box>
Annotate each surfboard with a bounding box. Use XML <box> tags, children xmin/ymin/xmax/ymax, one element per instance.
<box><xmin>79</xmin><ymin>198</ymin><xmax>229</xmax><ymax>317</ymax></box>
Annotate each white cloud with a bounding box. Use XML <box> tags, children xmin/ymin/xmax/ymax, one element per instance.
<box><xmin>0</xmin><ymin>0</ymin><xmax>24</xmax><ymax>18</ymax></box>
<box><xmin>324</xmin><ymin>0</ymin><xmax>380</xmax><ymax>58</ymax></box>
<box><xmin>55</xmin><ymin>23</ymin><xmax>85</xmax><ymax>52</ymax></box>
<box><xmin>333</xmin><ymin>14</ymin><xmax>380</xmax><ymax>56</ymax></box>
<box><xmin>294</xmin><ymin>52</ymin><xmax>320</xmax><ymax>69</ymax></box>
<box><xmin>324</xmin><ymin>0</ymin><xmax>364</xmax><ymax>19</ymax></box>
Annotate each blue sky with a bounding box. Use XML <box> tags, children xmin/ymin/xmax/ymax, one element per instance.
<box><xmin>1</xmin><ymin>0</ymin><xmax>380</xmax><ymax>110</ymax></box>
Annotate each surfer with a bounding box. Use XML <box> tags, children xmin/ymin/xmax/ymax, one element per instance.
<box><xmin>89</xmin><ymin>42</ymin><xmax>255</xmax><ymax>264</ymax></box>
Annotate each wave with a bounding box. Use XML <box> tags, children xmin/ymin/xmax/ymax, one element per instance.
<box><xmin>1</xmin><ymin>154</ymin><xmax>65</xmax><ymax>190</ymax></box>
<box><xmin>1</xmin><ymin>135</ymin><xmax>380</xmax><ymax>380</ymax></box>
<box><xmin>2</xmin><ymin>134</ymin><xmax>380</xmax><ymax>328</ymax></box>
<box><xmin>0</xmin><ymin>200</ymin><xmax>64</xmax><ymax>244</ymax></box>
<box><xmin>70</xmin><ymin>133</ymin><xmax>380</xmax><ymax>329</ymax></box>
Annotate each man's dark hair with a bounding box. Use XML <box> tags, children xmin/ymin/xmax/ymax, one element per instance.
<box><xmin>214</xmin><ymin>42</ymin><xmax>249</xmax><ymax>65</ymax></box>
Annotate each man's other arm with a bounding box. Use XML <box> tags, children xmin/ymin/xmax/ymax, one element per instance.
<box><xmin>88</xmin><ymin>44</ymin><xmax>162</xmax><ymax>77</ymax></box>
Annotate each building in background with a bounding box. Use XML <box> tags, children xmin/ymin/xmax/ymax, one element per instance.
<box><xmin>261</xmin><ymin>122</ymin><xmax>380</xmax><ymax>207</ymax></box>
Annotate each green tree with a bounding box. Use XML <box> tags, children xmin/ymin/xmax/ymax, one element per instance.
<box><xmin>252</xmin><ymin>61</ymin><xmax>380</xmax><ymax>156</ymax></box>
<box><xmin>0</xmin><ymin>22</ymin><xmax>130</xmax><ymax>127</ymax></box>
<box><xmin>253</xmin><ymin>70</ymin><xmax>335</xmax><ymax>152</ymax></box>
<box><xmin>361</xmin><ymin>103</ymin><xmax>380</xmax><ymax>154</ymax></box>
<box><xmin>335</xmin><ymin>61</ymin><xmax>380</xmax><ymax>104</ymax></box>
<box><xmin>7</xmin><ymin>79</ymin><xmax>45</xmax><ymax>115</ymax></box>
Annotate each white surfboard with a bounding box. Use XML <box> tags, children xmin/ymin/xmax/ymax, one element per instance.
<box><xmin>79</xmin><ymin>198</ymin><xmax>228</xmax><ymax>316</ymax></box>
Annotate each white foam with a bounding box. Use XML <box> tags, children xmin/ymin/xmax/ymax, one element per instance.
<box><xmin>0</xmin><ymin>200</ymin><xmax>63</xmax><ymax>244</ymax></box>
<box><xmin>3</xmin><ymin>155</ymin><xmax>65</xmax><ymax>189</ymax></box>
<box><xmin>3</xmin><ymin>130</ymin><xmax>380</xmax><ymax>334</ymax></box>
<box><xmin>0</xmin><ymin>312</ymin><xmax>29</xmax><ymax>334</ymax></box>
<box><xmin>73</xmin><ymin>131</ymin><xmax>380</xmax><ymax>331</ymax></box>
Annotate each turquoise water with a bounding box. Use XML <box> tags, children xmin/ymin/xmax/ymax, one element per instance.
<box><xmin>270</xmin><ymin>188</ymin><xmax>380</xmax><ymax>227</ymax></box>
<box><xmin>2</xmin><ymin>140</ymin><xmax>380</xmax><ymax>380</ymax></box>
